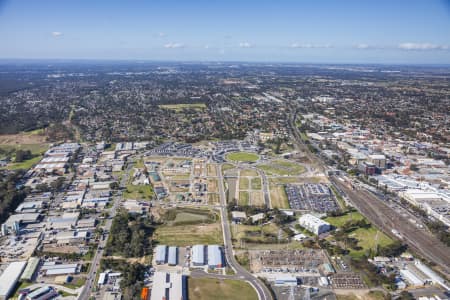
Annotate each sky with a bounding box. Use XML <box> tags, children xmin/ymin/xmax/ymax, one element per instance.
<box><xmin>0</xmin><ymin>0</ymin><xmax>450</xmax><ymax>64</ymax></box>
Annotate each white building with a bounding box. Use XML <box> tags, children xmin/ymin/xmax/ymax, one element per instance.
<box><xmin>150</xmin><ymin>272</ymin><xmax>185</xmax><ymax>300</ymax></box>
<box><xmin>0</xmin><ymin>261</ymin><xmax>27</xmax><ymax>300</ymax></box>
<box><xmin>299</xmin><ymin>214</ymin><xmax>330</xmax><ymax>235</ymax></box>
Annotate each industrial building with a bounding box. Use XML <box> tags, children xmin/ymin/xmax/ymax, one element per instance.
<box><xmin>25</xmin><ymin>286</ymin><xmax>58</xmax><ymax>300</ymax></box>
<box><xmin>41</xmin><ymin>262</ymin><xmax>79</xmax><ymax>276</ymax></box>
<box><xmin>298</xmin><ymin>214</ymin><xmax>331</xmax><ymax>235</ymax></box>
<box><xmin>150</xmin><ymin>272</ymin><xmax>186</xmax><ymax>300</ymax></box>
<box><xmin>20</xmin><ymin>257</ymin><xmax>40</xmax><ymax>282</ymax></box>
<box><xmin>154</xmin><ymin>245</ymin><xmax>167</xmax><ymax>265</ymax></box>
<box><xmin>168</xmin><ymin>246</ymin><xmax>178</xmax><ymax>266</ymax></box>
<box><xmin>0</xmin><ymin>261</ymin><xmax>27</xmax><ymax>300</ymax></box>
<box><xmin>207</xmin><ymin>245</ymin><xmax>223</xmax><ymax>269</ymax></box>
<box><xmin>368</xmin><ymin>154</ymin><xmax>386</xmax><ymax>169</ymax></box>
<box><xmin>192</xmin><ymin>245</ymin><xmax>205</xmax><ymax>266</ymax></box>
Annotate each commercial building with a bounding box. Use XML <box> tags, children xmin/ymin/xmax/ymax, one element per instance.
<box><xmin>150</xmin><ymin>272</ymin><xmax>186</xmax><ymax>300</ymax></box>
<box><xmin>207</xmin><ymin>245</ymin><xmax>223</xmax><ymax>269</ymax></box>
<box><xmin>155</xmin><ymin>245</ymin><xmax>167</xmax><ymax>265</ymax></box>
<box><xmin>0</xmin><ymin>261</ymin><xmax>27</xmax><ymax>300</ymax></box>
<box><xmin>299</xmin><ymin>214</ymin><xmax>331</xmax><ymax>235</ymax></box>
<box><xmin>168</xmin><ymin>246</ymin><xmax>178</xmax><ymax>266</ymax></box>
<box><xmin>41</xmin><ymin>262</ymin><xmax>79</xmax><ymax>276</ymax></box>
<box><xmin>192</xmin><ymin>245</ymin><xmax>205</xmax><ymax>266</ymax></box>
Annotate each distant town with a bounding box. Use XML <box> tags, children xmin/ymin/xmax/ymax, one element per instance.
<box><xmin>0</xmin><ymin>62</ymin><xmax>449</xmax><ymax>300</ymax></box>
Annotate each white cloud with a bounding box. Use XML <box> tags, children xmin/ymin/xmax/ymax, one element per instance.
<box><xmin>51</xmin><ymin>31</ymin><xmax>63</xmax><ymax>37</ymax></box>
<box><xmin>164</xmin><ymin>42</ymin><xmax>185</xmax><ymax>49</ymax></box>
<box><xmin>354</xmin><ymin>43</ymin><xmax>370</xmax><ymax>49</ymax></box>
<box><xmin>158</xmin><ymin>32</ymin><xmax>166</xmax><ymax>37</ymax></box>
<box><xmin>398</xmin><ymin>42</ymin><xmax>449</xmax><ymax>51</ymax></box>
<box><xmin>239</xmin><ymin>42</ymin><xmax>253</xmax><ymax>48</ymax></box>
<box><xmin>290</xmin><ymin>43</ymin><xmax>332</xmax><ymax>49</ymax></box>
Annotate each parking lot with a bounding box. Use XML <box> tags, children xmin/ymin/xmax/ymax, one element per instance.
<box><xmin>285</xmin><ymin>184</ymin><xmax>339</xmax><ymax>212</ymax></box>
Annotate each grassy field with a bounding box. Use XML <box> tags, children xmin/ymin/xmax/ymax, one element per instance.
<box><xmin>325</xmin><ymin>211</ymin><xmax>365</xmax><ymax>228</ymax></box>
<box><xmin>240</xmin><ymin>169</ymin><xmax>258</xmax><ymax>176</ymax></box>
<box><xmin>159</xmin><ymin>103</ymin><xmax>207</xmax><ymax>111</ymax></box>
<box><xmin>239</xmin><ymin>191</ymin><xmax>250</xmax><ymax>205</ymax></box>
<box><xmin>222</xmin><ymin>163</ymin><xmax>235</xmax><ymax>173</ymax></box>
<box><xmin>154</xmin><ymin>222</ymin><xmax>223</xmax><ymax>246</ymax></box>
<box><xmin>208</xmin><ymin>193</ymin><xmax>220</xmax><ymax>204</ymax></box>
<box><xmin>239</xmin><ymin>177</ymin><xmax>249</xmax><ymax>190</ymax></box>
<box><xmin>0</xmin><ymin>143</ymin><xmax>49</xmax><ymax>170</ymax></box>
<box><xmin>123</xmin><ymin>184</ymin><xmax>153</xmax><ymax>200</ymax></box>
<box><xmin>269</xmin><ymin>184</ymin><xmax>289</xmax><ymax>208</ymax></box>
<box><xmin>258</xmin><ymin>159</ymin><xmax>305</xmax><ymax>176</ymax></box>
<box><xmin>349</xmin><ymin>226</ymin><xmax>394</xmax><ymax>258</ymax></box>
<box><xmin>188</xmin><ymin>277</ymin><xmax>258</xmax><ymax>300</ymax></box>
<box><xmin>251</xmin><ymin>177</ymin><xmax>262</xmax><ymax>190</ymax></box>
<box><xmin>226</xmin><ymin>152</ymin><xmax>260</xmax><ymax>162</ymax></box>
<box><xmin>325</xmin><ymin>211</ymin><xmax>394</xmax><ymax>258</ymax></box>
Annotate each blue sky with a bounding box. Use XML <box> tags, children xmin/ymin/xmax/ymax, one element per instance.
<box><xmin>0</xmin><ymin>0</ymin><xmax>450</xmax><ymax>64</ymax></box>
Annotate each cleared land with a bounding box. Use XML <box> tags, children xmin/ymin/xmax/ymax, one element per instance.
<box><xmin>240</xmin><ymin>169</ymin><xmax>258</xmax><ymax>177</ymax></box>
<box><xmin>188</xmin><ymin>277</ymin><xmax>258</xmax><ymax>300</ymax></box>
<box><xmin>250</xmin><ymin>191</ymin><xmax>264</xmax><ymax>206</ymax></box>
<box><xmin>206</xmin><ymin>164</ymin><xmax>217</xmax><ymax>176</ymax></box>
<box><xmin>226</xmin><ymin>152</ymin><xmax>260</xmax><ymax>162</ymax></box>
<box><xmin>239</xmin><ymin>177</ymin><xmax>249</xmax><ymax>190</ymax></box>
<box><xmin>258</xmin><ymin>159</ymin><xmax>306</xmax><ymax>176</ymax></box>
<box><xmin>158</xmin><ymin>103</ymin><xmax>207</xmax><ymax>112</ymax></box>
<box><xmin>208</xmin><ymin>193</ymin><xmax>220</xmax><ymax>205</ymax></box>
<box><xmin>250</xmin><ymin>177</ymin><xmax>262</xmax><ymax>190</ymax></box>
<box><xmin>239</xmin><ymin>191</ymin><xmax>250</xmax><ymax>205</ymax></box>
<box><xmin>154</xmin><ymin>222</ymin><xmax>222</xmax><ymax>246</ymax></box>
<box><xmin>269</xmin><ymin>184</ymin><xmax>289</xmax><ymax>208</ymax></box>
<box><xmin>154</xmin><ymin>208</ymin><xmax>222</xmax><ymax>246</ymax></box>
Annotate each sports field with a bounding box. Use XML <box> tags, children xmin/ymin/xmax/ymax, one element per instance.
<box><xmin>226</xmin><ymin>152</ymin><xmax>260</xmax><ymax>162</ymax></box>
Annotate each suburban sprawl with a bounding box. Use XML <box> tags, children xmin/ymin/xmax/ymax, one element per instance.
<box><xmin>0</xmin><ymin>62</ymin><xmax>449</xmax><ymax>300</ymax></box>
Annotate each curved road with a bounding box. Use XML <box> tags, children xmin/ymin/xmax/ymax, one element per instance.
<box><xmin>217</xmin><ymin>164</ymin><xmax>273</xmax><ymax>300</ymax></box>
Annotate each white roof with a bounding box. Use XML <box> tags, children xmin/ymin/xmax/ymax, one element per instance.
<box><xmin>231</xmin><ymin>211</ymin><xmax>246</xmax><ymax>219</ymax></box>
<box><xmin>150</xmin><ymin>272</ymin><xmax>184</xmax><ymax>300</ymax></box>
<box><xmin>0</xmin><ymin>261</ymin><xmax>27</xmax><ymax>298</ymax></box>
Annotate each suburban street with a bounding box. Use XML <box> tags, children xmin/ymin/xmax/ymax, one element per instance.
<box><xmin>217</xmin><ymin>164</ymin><xmax>273</xmax><ymax>300</ymax></box>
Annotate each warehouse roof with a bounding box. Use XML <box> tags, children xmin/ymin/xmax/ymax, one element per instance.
<box><xmin>0</xmin><ymin>261</ymin><xmax>27</xmax><ymax>298</ymax></box>
<box><xmin>192</xmin><ymin>245</ymin><xmax>205</xmax><ymax>265</ymax></box>
<box><xmin>20</xmin><ymin>257</ymin><xmax>40</xmax><ymax>281</ymax></box>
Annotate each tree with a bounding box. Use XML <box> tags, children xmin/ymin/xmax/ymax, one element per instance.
<box><xmin>109</xmin><ymin>182</ymin><xmax>119</xmax><ymax>190</ymax></box>
<box><xmin>15</xmin><ymin>150</ymin><xmax>32</xmax><ymax>162</ymax></box>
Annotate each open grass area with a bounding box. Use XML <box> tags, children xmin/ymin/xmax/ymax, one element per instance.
<box><xmin>188</xmin><ymin>277</ymin><xmax>258</xmax><ymax>300</ymax></box>
<box><xmin>158</xmin><ymin>103</ymin><xmax>207</xmax><ymax>111</ymax></box>
<box><xmin>208</xmin><ymin>193</ymin><xmax>220</xmax><ymax>204</ymax></box>
<box><xmin>325</xmin><ymin>211</ymin><xmax>365</xmax><ymax>228</ymax></box>
<box><xmin>240</xmin><ymin>169</ymin><xmax>258</xmax><ymax>177</ymax></box>
<box><xmin>239</xmin><ymin>191</ymin><xmax>250</xmax><ymax>205</ymax></box>
<box><xmin>0</xmin><ymin>143</ymin><xmax>49</xmax><ymax>170</ymax></box>
<box><xmin>251</xmin><ymin>177</ymin><xmax>262</xmax><ymax>190</ymax></box>
<box><xmin>226</xmin><ymin>152</ymin><xmax>260</xmax><ymax>162</ymax></box>
<box><xmin>233</xmin><ymin>223</ymin><xmax>281</xmax><ymax>243</ymax></box>
<box><xmin>269</xmin><ymin>184</ymin><xmax>289</xmax><ymax>208</ymax></box>
<box><xmin>154</xmin><ymin>222</ymin><xmax>223</xmax><ymax>246</ymax></box>
<box><xmin>239</xmin><ymin>177</ymin><xmax>249</xmax><ymax>190</ymax></box>
<box><xmin>349</xmin><ymin>226</ymin><xmax>394</xmax><ymax>258</ymax></box>
<box><xmin>123</xmin><ymin>184</ymin><xmax>153</xmax><ymax>200</ymax></box>
<box><xmin>258</xmin><ymin>159</ymin><xmax>306</xmax><ymax>176</ymax></box>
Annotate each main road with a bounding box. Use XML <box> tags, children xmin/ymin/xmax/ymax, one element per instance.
<box><xmin>217</xmin><ymin>164</ymin><xmax>273</xmax><ymax>300</ymax></box>
<box><xmin>78</xmin><ymin>160</ymin><xmax>133</xmax><ymax>300</ymax></box>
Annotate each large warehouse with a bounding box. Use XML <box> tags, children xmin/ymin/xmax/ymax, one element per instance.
<box><xmin>192</xmin><ymin>245</ymin><xmax>205</xmax><ymax>266</ymax></box>
<box><xmin>299</xmin><ymin>214</ymin><xmax>330</xmax><ymax>235</ymax></box>
<box><xmin>155</xmin><ymin>245</ymin><xmax>167</xmax><ymax>265</ymax></box>
<box><xmin>0</xmin><ymin>261</ymin><xmax>27</xmax><ymax>300</ymax></box>
<box><xmin>150</xmin><ymin>272</ymin><xmax>186</xmax><ymax>300</ymax></box>
<box><xmin>168</xmin><ymin>246</ymin><xmax>178</xmax><ymax>266</ymax></box>
<box><xmin>207</xmin><ymin>245</ymin><xmax>223</xmax><ymax>269</ymax></box>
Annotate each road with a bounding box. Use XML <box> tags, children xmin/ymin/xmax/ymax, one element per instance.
<box><xmin>78</xmin><ymin>161</ymin><xmax>133</xmax><ymax>300</ymax></box>
<box><xmin>331</xmin><ymin>176</ymin><xmax>450</xmax><ymax>276</ymax></box>
<box><xmin>217</xmin><ymin>164</ymin><xmax>273</xmax><ymax>300</ymax></box>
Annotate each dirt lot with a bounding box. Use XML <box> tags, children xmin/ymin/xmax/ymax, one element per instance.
<box><xmin>0</xmin><ymin>131</ymin><xmax>47</xmax><ymax>145</ymax></box>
